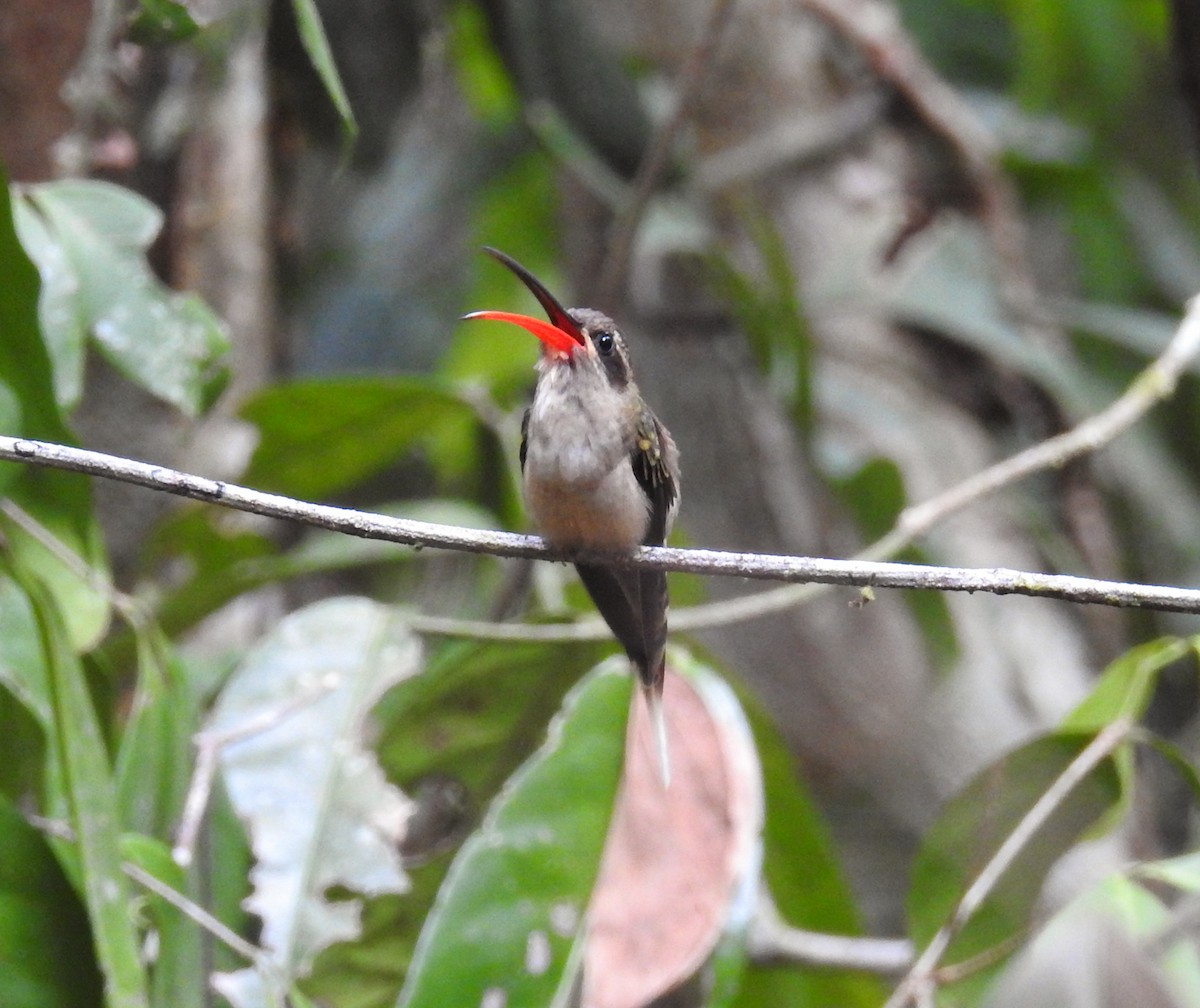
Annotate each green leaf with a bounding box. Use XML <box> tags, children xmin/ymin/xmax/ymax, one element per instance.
<box><xmin>396</xmin><ymin>661</ymin><xmax>630</xmax><ymax>1008</ymax></box>
<box><xmin>375</xmin><ymin>636</ymin><xmax>609</xmax><ymax>802</ymax></box>
<box><xmin>1</xmin><ymin>176</ymin><xmax>73</xmax><ymax>432</ymax></box>
<box><xmin>210</xmin><ymin>598</ymin><xmax>418</xmax><ymax>1005</ymax></box>
<box><xmin>19</xmin><ymin>179</ymin><xmax>229</xmax><ymax>416</ymax></box>
<box><xmin>1061</xmin><ymin>635</ymin><xmax>1194</xmax><ymax>731</ymax></box>
<box><xmin>705</xmin><ymin>205</ymin><xmax>813</xmax><ymax>437</ymax></box>
<box><xmin>2</xmin><ymin>176</ymin><xmax>109</xmax><ymax>649</ymax></box>
<box><xmin>1058</xmin><ymin>636</ymin><xmax>1196</xmax><ymax>830</ymax></box>
<box><xmin>240</xmin><ymin>376</ymin><xmax>480</xmax><ymax>499</ymax></box>
<box><xmin>0</xmin><ymin>569</ymin><xmax>52</xmax><ymax>726</ymax></box>
<box><xmin>732</xmin><ymin>683</ymin><xmax>884</xmax><ymax>1007</ymax></box>
<box><xmin>115</xmin><ymin>631</ymin><xmax>199</xmax><ymax>839</ymax></box>
<box><xmin>906</xmin><ymin>732</ymin><xmax>1122</xmax><ymax>974</ymax></box>
<box><xmin>118</xmin><ymin>833</ymin><xmax>206</xmax><ymax>1008</ymax></box>
<box><xmin>22</xmin><ymin>573</ymin><xmax>150</xmax><ymax>1008</ymax></box>
<box><xmin>0</xmin><ymin>684</ymin><xmax>43</xmax><ymax>801</ymax></box>
<box><xmin>303</xmin><ymin>635</ymin><xmax>607</xmax><ymax>1007</ymax></box>
<box><xmin>0</xmin><ymin>500</ymin><xmax>111</xmax><ymax>652</ymax></box>
<box><xmin>0</xmin><ymin>795</ymin><xmax>103</xmax><ymax>1008</ymax></box>
<box><xmin>831</xmin><ymin>457</ymin><xmax>959</xmax><ymax>673</ymax></box>
<box><xmin>1135</xmin><ymin>850</ymin><xmax>1200</xmax><ymax>893</ymax></box>
<box><xmin>127</xmin><ymin>0</ymin><xmax>200</xmax><ymax>44</ymax></box>
<box><xmin>11</xmin><ymin>192</ymin><xmax>87</xmax><ymax>408</ymax></box>
<box><xmin>0</xmin><ymin>571</ymin><xmax>51</xmax><ymax>799</ymax></box>
<box><xmin>288</xmin><ymin>0</ymin><xmax>358</xmax><ymax>150</ymax></box>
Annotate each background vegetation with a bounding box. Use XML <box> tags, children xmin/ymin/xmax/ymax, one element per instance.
<box><xmin>3</xmin><ymin>0</ymin><xmax>1200</xmax><ymax>1005</ymax></box>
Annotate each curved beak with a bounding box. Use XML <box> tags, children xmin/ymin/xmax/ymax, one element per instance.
<box><xmin>463</xmin><ymin>247</ymin><xmax>586</xmax><ymax>355</ymax></box>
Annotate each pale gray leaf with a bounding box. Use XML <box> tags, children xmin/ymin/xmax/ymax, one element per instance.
<box><xmin>211</xmin><ymin>597</ymin><xmax>418</xmax><ymax>1005</ymax></box>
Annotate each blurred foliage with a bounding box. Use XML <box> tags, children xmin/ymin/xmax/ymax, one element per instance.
<box><xmin>2</xmin><ymin>0</ymin><xmax>1200</xmax><ymax>1006</ymax></box>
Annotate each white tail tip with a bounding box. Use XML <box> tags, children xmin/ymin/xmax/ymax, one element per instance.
<box><xmin>646</xmin><ymin>687</ymin><xmax>671</xmax><ymax>788</ymax></box>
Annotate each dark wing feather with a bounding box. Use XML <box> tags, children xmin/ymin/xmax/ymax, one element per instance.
<box><xmin>629</xmin><ymin>409</ymin><xmax>679</xmax><ymax>690</ymax></box>
<box><xmin>630</xmin><ymin>410</ymin><xmax>679</xmax><ymax>547</ymax></box>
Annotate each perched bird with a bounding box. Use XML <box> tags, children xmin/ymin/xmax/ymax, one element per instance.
<box><xmin>465</xmin><ymin>247</ymin><xmax>680</xmax><ymax>784</ymax></box>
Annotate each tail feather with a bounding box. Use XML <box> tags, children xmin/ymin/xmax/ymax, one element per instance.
<box><xmin>644</xmin><ymin>683</ymin><xmax>671</xmax><ymax>788</ymax></box>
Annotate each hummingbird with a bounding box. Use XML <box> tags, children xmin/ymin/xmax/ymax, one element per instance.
<box><xmin>465</xmin><ymin>247</ymin><xmax>680</xmax><ymax>784</ymax></box>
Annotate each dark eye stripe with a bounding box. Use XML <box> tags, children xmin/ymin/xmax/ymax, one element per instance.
<box><xmin>593</xmin><ymin>330</ymin><xmax>629</xmax><ymax>389</ymax></box>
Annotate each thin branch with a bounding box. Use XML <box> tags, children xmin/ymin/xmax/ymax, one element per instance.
<box><xmin>123</xmin><ymin>860</ymin><xmax>262</xmax><ymax>964</ymax></box>
<box><xmin>0</xmin><ymin>498</ymin><xmax>145</xmax><ymax>626</ymax></box>
<box><xmin>882</xmin><ymin>719</ymin><xmax>1132</xmax><ymax>1008</ymax></box>
<box><xmin>5</xmin><ymin>435</ymin><xmax>1200</xmax><ymax>614</ymax></box>
<box><xmin>596</xmin><ymin>0</ymin><xmax>738</xmax><ymax>304</ymax></box>
<box><xmin>652</xmin><ymin>287</ymin><xmax>1200</xmax><ymax>632</ymax></box>
<box><xmin>748</xmin><ymin>890</ymin><xmax>913</xmax><ymax>974</ymax></box>
<box><xmin>893</xmin><ymin>291</ymin><xmax>1200</xmax><ymax>540</ymax></box>
<box><xmin>26</xmin><ymin>813</ymin><xmax>263</xmax><ymax>965</ymax></box>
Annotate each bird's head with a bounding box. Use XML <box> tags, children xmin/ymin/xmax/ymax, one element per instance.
<box><xmin>464</xmin><ymin>247</ymin><xmax>634</xmax><ymax>389</ymax></box>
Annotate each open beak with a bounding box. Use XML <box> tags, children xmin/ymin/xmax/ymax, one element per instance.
<box><xmin>463</xmin><ymin>247</ymin><xmax>586</xmax><ymax>356</ymax></box>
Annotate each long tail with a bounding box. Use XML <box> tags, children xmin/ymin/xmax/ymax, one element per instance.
<box><xmin>644</xmin><ymin>682</ymin><xmax>671</xmax><ymax>788</ymax></box>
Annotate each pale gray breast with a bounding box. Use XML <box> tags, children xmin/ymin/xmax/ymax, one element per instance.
<box><xmin>523</xmin><ymin>363</ymin><xmax>648</xmax><ymax>551</ymax></box>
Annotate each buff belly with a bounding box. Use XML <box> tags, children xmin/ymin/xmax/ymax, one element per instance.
<box><xmin>524</xmin><ymin>463</ymin><xmax>650</xmax><ymax>553</ymax></box>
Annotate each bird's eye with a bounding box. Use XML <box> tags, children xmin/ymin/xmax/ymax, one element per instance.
<box><xmin>595</xmin><ymin>331</ymin><xmax>615</xmax><ymax>355</ymax></box>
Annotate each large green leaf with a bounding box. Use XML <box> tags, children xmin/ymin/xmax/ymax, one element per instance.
<box><xmin>1</xmin><ymin>177</ymin><xmax>110</xmax><ymax>650</ymax></box>
<box><xmin>0</xmin><ymin>795</ymin><xmax>102</xmax><ymax>1008</ymax></box>
<box><xmin>396</xmin><ymin>661</ymin><xmax>630</xmax><ymax>1008</ymax></box>
<box><xmin>16</xmin><ymin>179</ymin><xmax>229</xmax><ymax>416</ymax></box>
<box><xmin>21</xmin><ymin>573</ymin><xmax>150</xmax><ymax>1008</ymax></box>
<box><xmin>210</xmin><ymin>598</ymin><xmax>418</xmax><ymax>1007</ymax></box>
<box><xmin>906</xmin><ymin>732</ymin><xmax>1122</xmax><ymax>976</ymax></box>
<box><xmin>240</xmin><ymin>377</ymin><xmax>480</xmax><ymax>499</ymax></box>
<box><xmin>0</xmin><ymin>176</ymin><xmax>71</xmax><ymax>436</ymax></box>
<box><xmin>1059</xmin><ymin>635</ymin><xmax>1197</xmax><ymax>832</ymax></box>
<box><xmin>302</xmin><ymin>635</ymin><xmax>606</xmax><ymax>1008</ymax></box>
<box><xmin>732</xmin><ymin>680</ymin><xmax>885</xmax><ymax>1007</ymax></box>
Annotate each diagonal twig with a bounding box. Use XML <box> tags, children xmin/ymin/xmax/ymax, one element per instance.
<box><xmin>882</xmin><ymin>719</ymin><xmax>1132</xmax><ymax>1008</ymax></box>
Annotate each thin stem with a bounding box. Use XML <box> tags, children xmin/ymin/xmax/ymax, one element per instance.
<box><xmin>882</xmin><ymin>719</ymin><xmax>1132</xmax><ymax>1008</ymax></box>
<box><xmin>748</xmin><ymin>891</ymin><xmax>913</xmax><ymax>974</ymax></box>
<box><xmin>0</xmin><ymin>499</ymin><xmax>146</xmax><ymax>628</ymax></box>
<box><xmin>123</xmin><ymin>861</ymin><xmax>262</xmax><ymax>964</ymax></box>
